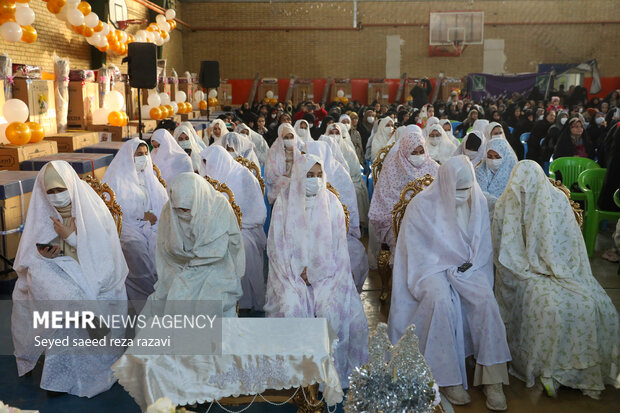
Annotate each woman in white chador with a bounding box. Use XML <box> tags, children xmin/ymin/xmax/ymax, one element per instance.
<box><xmin>265</xmin><ymin>154</ymin><xmax>369</xmax><ymax>387</ymax></box>
<box><xmin>492</xmin><ymin>160</ymin><xmax>620</xmax><ymax>399</ymax></box>
<box><xmin>207</xmin><ymin>119</ymin><xmax>228</xmax><ymax>146</ymax></box>
<box><xmin>475</xmin><ymin>137</ymin><xmax>517</xmax><ymax>217</ymax></box>
<box><xmin>265</xmin><ymin>123</ymin><xmax>300</xmax><ymax>204</ymax></box>
<box><xmin>103</xmin><ymin>139</ymin><xmax>168</xmax><ymax>303</ymax></box>
<box><xmin>173</xmin><ymin>124</ymin><xmax>204</xmax><ymax>173</ymax></box>
<box><xmin>369</xmin><ymin>116</ymin><xmax>395</xmax><ymax>162</ymax></box>
<box><xmin>12</xmin><ymin>161</ymin><xmax>128</xmax><ymax>397</ymax></box>
<box><xmin>200</xmin><ymin>146</ymin><xmax>267</xmax><ymax>311</ymax></box>
<box><xmin>235</xmin><ymin>123</ymin><xmax>268</xmax><ymax>167</ymax></box>
<box><xmin>150</xmin><ymin>129</ymin><xmax>193</xmax><ymax>183</ymax></box>
<box><xmin>293</xmin><ymin>119</ymin><xmax>313</xmax><ymax>143</ymax></box>
<box><xmin>304</xmin><ymin>140</ymin><xmax>368</xmax><ymax>293</ymax></box>
<box><xmin>179</xmin><ymin>121</ymin><xmax>207</xmax><ymax>151</ymax></box>
<box><xmin>388</xmin><ymin>156</ymin><xmax>511</xmax><ymax>411</ymax></box>
<box><xmin>425</xmin><ymin>123</ymin><xmax>457</xmax><ymax>165</ymax></box>
<box><xmin>150</xmin><ymin>172</ymin><xmax>244</xmax><ymax>317</ymax></box>
<box><xmin>221</xmin><ymin>131</ymin><xmax>261</xmax><ymax>168</ymax></box>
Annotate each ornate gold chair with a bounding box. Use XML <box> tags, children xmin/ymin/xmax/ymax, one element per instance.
<box><xmin>549</xmin><ymin>178</ymin><xmax>583</xmax><ymax>228</ymax></box>
<box><xmin>235</xmin><ymin>156</ymin><xmax>265</xmax><ymax>195</ymax></box>
<box><xmin>153</xmin><ymin>164</ymin><xmax>166</xmax><ymax>188</ymax></box>
<box><xmin>82</xmin><ymin>175</ymin><xmax>123</xmax><ymax>235</ymax></box>
<box><xmin>371</xmin><ymin>142</ymin><xmax>395</xmax><ymax>185</ymax></box>
<box><xmin>204</xmin><ymin>175</ymin><xmax>243</xmax><ymax>228</ymax></box>
<box><xmin>326</xmin><ymin>182</ymin><xmax>350</xmax><ymax>233</ymax></box>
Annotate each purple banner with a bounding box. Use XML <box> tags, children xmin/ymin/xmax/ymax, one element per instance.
<box><xmin>466</xmin><ymin>72</ymin><xmax>551</xmax><ymax>101</ymax></box>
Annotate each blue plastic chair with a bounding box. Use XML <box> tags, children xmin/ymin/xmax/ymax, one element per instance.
<box><xmin>509</xmin><ymin>127</ymin><xmax>514</xmax><ymax>134</ymax></box>
<box><xmin>450</xmin><ymin>121</ymin><xmax>464</xmax><ymax>140</ymax></box>
<box><xmin>520</xmin><ymin>132</ymin><xmax>531</xmax><ymax>158</ymax></box>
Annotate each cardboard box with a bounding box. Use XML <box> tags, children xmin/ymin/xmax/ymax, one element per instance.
<box><xmin>367</xmin><ymin>82</ymin><xmax>390</xmax><ymax>105</ymax></box>
<box><xmin>0</xmin><ymin>170</ymin><xmax>38</xmax><ymax>280</ymax></box>
<box><xmin>67</xmin><ymin>81</ymin><xmax>99</xmax><ymax>128</ymax></box>
<box><xmin>439</xmin><ymin>79</ymin><xmax>463</xmax><ymax>102</ymax></box>
<box><xmin>178</xmin><ymin>82</ymin><xmax>197</xmax><ymax>106</ymax></box>
<box><xmin>0</xmin><ymin>140</ymin><xmax>58</xmax><ymax>171</ymax></box>
<box><xmin>20</xmin><ymin>152</ymin><xmax>113</xmax><ymax>180</ymax></box>
<box><xmin>169</xmin><ymin>83</ymin><xmax>179</xmax><ymax>102</ymax></box>
<box><xmin>158</xmin><ymin>82</ymin><xmax>171</xmax><ymax>96</ymax></box>
<box><xmin>257</xmin><ymin>82</ymin><xmax>278</xmax><ymax>103</ymax></box>
<box><xmin>0</xmin><ymin>80</ymin><xmax>5</xmax><ymax>118</ymax></box>
<box><xmin>75</xmin><ymin>141</ymin><xmax>125</xmax><ymax>156</ymax></box>
<box><xmin>292</xmin><ymin>81</ymin><xmax>315</xmax><ymax>106</ymax></box>
<box><xmin>330</xmin><ymin>81</ymin><xmax>352</xmax><ymax>102</ymax></box>
<box><xmin>87</xmin><ymin>124</ymin><xmax>138</xmax><ymax>142</ymax></box>
<box><xmin>128</xmin><ymin>119</ymin><xmax>157</xmax><ymax>134</ymax></box>
<box><xmin>45</xmin><ymin>130</ymin><xmax>99</xmax><ymax>153</ymax></box>
<box><xmin>217</xmin><ymin>84</ymin><xmax>232</xmax><ymax>107</ymax></box>
<box><xmin>12</xmin><ymin>78</ymin><xmax>58</xmax><ymax>136</ymax></box>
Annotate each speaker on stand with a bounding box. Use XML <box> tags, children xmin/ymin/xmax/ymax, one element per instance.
<box><xmin>199</xmin><ymin>61</ymin><xmax>220</xmax><ymax>121</ymax></box>
<box><xmin>122</xmin><ymin>43</ymin><xmax>158</xmax><ymax>140</ymax></box>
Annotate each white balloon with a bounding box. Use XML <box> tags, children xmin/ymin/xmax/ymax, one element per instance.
<box><xmin>170</xmin><ymin>102</ymin><xmax>178</xmax><ymax>114</ymax></box>
<box><xmin>147</xmin><ymin>93</ymin><xmax>161</xmax><ymax>107</ymax></box>
<box><xmin>156</xmin><ymin>14</ymin><xmax>166</xmax><ymax>25</ymax></box>
<box><xmin>66</xmin><ymin>0</ymin><xmax>80</xmax><ymax>5</ymax></box>
<box><xmin>90</xmin><ymin>32</ymin><xmax>104</xmax><ymax>47</ymax></box>
<box><xmin>208</xmin><ymin>89</ymin><xmax>217</xmax><ymax>99</ymax></box>
<box><xmin>164</xmin><ymin>31</ymin><xmax>171</xmax><ymax>42</ymax></box>
<box><xmin>3</xmin><ymin>99</ymin><xmax>29</xmax><ymax>123</ymax></box>
<box><xmin>103</xmin><ymin>91</ymin><xmax>125</xmax><ymax>112</ymax></box>
<box><xmin>100</xmin><ymin>22</ymin><xmax>110</xmax><ymax>36</ymax></box>
<box><xmin>141</xmin><ymin>105</ymin><xmax>153</xmax><ymax>119</ymax></box>
<box><xmin>66</xmin><ymin>8</ymin><xmax>84</xmax><ymax>26</ymax></box>
<box><xmin>146</xmin><ymin>31</ymin><xmax>155</xmax><ymax>43</ymax></box>
<box><xmin>165</xmin><ymin>9</ymin><xmax>176</xmax><ymax>20</ymax></box>
<box><xmin>154</xmin><ymin>35</ymin><xmax>164</xmax><ymax>47</ymax></box>
<box><xmin>175</xmin><ymin>91</ymin><xmax>186</xmax><ymax>103</ymax></box>
<box><xmin>86</xmin><ymin>34</ymin><xmax>97</xmax><ymax>45</ymax></box>
<box><xmin>84</xmin><ymin>12</ymin><xmax>99</xmax><ymax>28</ymax></box>
<box><xmin>159</xmin><ymin>93</ymin><xmax>171</xmax><ymax>106</ymax></box>
<box><xmin>266</xmin><ymin>90</ymin><xmax>274</xmax><ymax>99</ymax></box>
<box><xmin>92</xmin><ymin>108</ymin><xmax>111</xmax><ymax>125</ymax></box>
<box><xmin>15</xmin><ymin>3</ymin><xmax>29</xmax><ymax>8</ymax></box>
<box><xmin>194</xmin><ymin>91</ymin><xmax>205</xmax><ymax>101</ymax></box>
<box><xmin>135</xmin><ymin>30</ymin><xmax>147</xmax><ymax>43</ymax></box>
<box><xmin>119</xmin><ymin>31</ymin><xmax>128</xmax><ymax>43</ymax></box>
<box><xmin>15</xmin><ymin>6</ymin><xmax>35</xmax><ymax>27</ymax></box>
<box><xmin>336</xmin><ymin>89</ymin><xmax>344</xmax><ymax>98</ymax></box>
<box><xmin>56</xmin><ymin>6</ymin><xmax>69</xmax><ymax>22</ymax></box>
<box><xmin>157</xmin><ymin>21</ymin><xmax>170</xmax><ymax>33</ymax></box>
<box><xmin>0</xmin><ymin>22</ymin><xmax>23</xmax><ymax>43</ymax></box>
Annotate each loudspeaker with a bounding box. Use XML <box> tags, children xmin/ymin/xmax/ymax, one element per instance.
<box><xmin>124</xmin><ymin>43</ymin><xmax>157</xmax><ymax>89</ymax></box>
<box><xmin>199</xmin><ymin>61</ymin><xmax>220</xmax><ymax>89</ymax></box>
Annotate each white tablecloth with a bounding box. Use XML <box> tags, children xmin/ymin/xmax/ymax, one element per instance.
<box><xmin>112</xmin><ymin>318</ymin><xmax>343</xmax><ymax>411</ymax></box>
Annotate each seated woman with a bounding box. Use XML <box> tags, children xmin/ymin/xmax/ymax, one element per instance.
<box><xmin>265</xmin><ymin>154</ymin><xmax>369</xmax><ymax>387</ymax></box>
<box><xmin>484</xmin><ymin>121</ymin><xmax>507</xmax><ymax>141</ymax></box>
<box><xmin>553</xmin><ymin>116</ymin><xmax>596</xmax><ymax>160</ymax></box>
<box><xmin>234</xmin><ymin>123</ymin><xmax>268</xmax><ymax>166</ymax></box>
<box><xmin>492</xmin><ymin>160</ymin><xmax>619</xmax><ymax>399</ymax></box>
<box><xmin>293</xmin><ymin>119</ymin><xmax>313</xmax><ymax>143</ymax></box>
<box><xmin>207</xmin><ymin>119</ymin><xmax>228</xmax><ymax>146</ymax></box>
<box><xmin>388</xmin><ymin>156</ymin><xmax>511</xmax><ymax>411</ymax></box>
<box><xmin>369</xmin><ymin>129</ymin><xmax>439</xmax><ymax>250</ymax></box>
<box><xmin>305</xmin><ymin>141</ymin><xmax>368</xmax><ymax>293</ymax></box>
<box><xmin>454</xmin><ymin>131</ymin><xmax>486</xmax><ymax>168</ymax></box>
<box><xmin>149</xmin><ymin>172</ymin><xmax>244</xmax><ymax>317</ymax></box>
<box><xmin>12</xmin><ymin>161</ymin><xmax>128</xmax><ymax>397</ymax></box>
<box><xmin>179</xmin><ymin>121</ymin><xmax>207</xmax><ymax>151</ymax></box>
<box><xmin>475</xmin><ymin>138</ymin><xmax>517</xmax><ymax>217</ymax></box>
<box><xmin>265</xmin><ymin>123</ymin><xmax>300</xmax><ymax>204</ymax></box>
<box><xmin>369</xmin><ymin>116</ymin><xmax>395</xmax><ymax>162</ymax></box>
<box><xmin>103</xmin><ymin>139</ymin><xmax>168</xmax><ymax>304</ymax></box>
<box><xmin>221</xmin><ymin>131</ymin><xmax>261</xmax><ymax>167</ymax></box>
<box><xmin>150</xmin><ymin>129</ymin><xmax>193</xmax><ymax>183</ymax></box>
<box><xmin>173</xmin><ymin>124</ymin><xmax>203</xmax><ymax>173</ymax></box>
<box><xmin>439</xmin><ymin>119</ymin><xmax>461</xmax><ymax>146</ymax></box>
<box><xmin>425</xmin><ymin>123</ymin><xmax>457</xmax><ymax>165</ymax></box>
<box><xmin>200</xmin><ymin>146</ymin><xmax>267</xmax><ymax>312</ymax></box>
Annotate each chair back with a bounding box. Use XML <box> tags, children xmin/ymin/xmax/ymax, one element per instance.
<box><xmin>371</xmin><ymin>142</ymin><xmax>395</xmax><ymax>184</ymax></box>
<box><xmin>204</xmin><ymin>175</ymin><xmax>243</xmax><ymax>228</ymax></box>
<box><xmin>82</xmin><ymin>175</ymin><xmax>122</xmax><ymax>235</ymax></box>
<box><xmin>391</xmin><ymin>174</ymin><xmax>435</xmax><ymax>240</ymax></box>
<box><xmin>235</xmin><ymin>156</ymin><xmax>265</xmax><ymax>195</ymax></box>
<box><xmin>550</xmin><ymin>157</ymin><xmax>600</xmax><ymax>190</ymax></box>
<box><xmin>326</xmin><ymin>182</ymin><xmax>350</xmax><ymax>233</ymax></box>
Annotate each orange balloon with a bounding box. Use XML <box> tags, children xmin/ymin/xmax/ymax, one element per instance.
<box><xmin>5</xmin><ymin>122</ymin><xmax>31</xmax><ymax>145</ymax></box>
<box><xmin>114</xmin><ymin>29</ymin><xmax>123</xmax><ymax>40</ymax></box>
<box><xmin>108</xmin><ymin>39</ymin><xmax>120</xmax><ymax>51</ymax></box>
<box><xmin>160</xmin><ymin>105</ymin><xmax>170</xmax><ymax>118</ymax></box>
<box><xmin>15</xmin><ymin>0</ymin><xmax>31</xmax><ymax>3</ymax></box>
<box><xmin>180</xmin><ymin>103</ymin><xmax>188</xmax><ymax>114</ymax></box>
<box><xmin>167</xmin><ymin>19</ymin><xmax>176</xmax><ymax>30</ymax></box>
<box><xmin>26</xmin><ymin>122</ymin><xmax>44</xmax><ymax>143</ymax></box>
<box><xmin>117</xmin><ymin>43</ymin><xmax>127</xmax><ymax>55</ymax></box>
<box><xmin>208</xmin><ymin>98</ymin><xmax>218</xmax><ymax>106</ymax></box>
<box><xmin>198</xmin><ymin>100</ymin><xmax>207</xmax><ymax>110</ymax></box>
<box><xmin>149</xmin><ymin>106</ymin><xmax>162</xmax><ymax>120</ymax></box>
<box><xmin>126</xmin><ymin>34</ymin><xmax>134</xmax><ymax>43</ymax></box>
<box><xmin>46</xmin><ymin>1</ymin><xmax>62</xmax><ymax>14</ymax></box>
<box><xmin>93</xmin><ymin>21</ymin><xmax>104</xmax><ymax>32</ymax></box>
<box><xmin>0</xmin><ymin>15</ymin><xmax>15</xmax><ymax>25</ymax></box>
<box><xmin>160</xmin><ymin>30</ymin><xmax>168</xmax><ymax>40</ymax></box>
<box><xmin>120</xmin><ymin>111</ymin><xmax>128</xmax><ymax>126</ymax></box>
<box><xmin>20</xmin><ymin>25</ymin><xmax>37</xmax><ymax>43</ymax></box>
<box><xmin>107</xmin><ymin>111</ymin><xmax>124</xmax><ymax>127</ymax></box>
<box><xmin>73</xmin><ymin>24</ymin><xmax>85</xmax><ymax>35</ymax></box>
<box><xmin>77</xmin><ymin>1</ymin><xmax>91</xmax><ymax>15</ymax></box>
<box><xmin>164</xmin><ymin>104</ymin><xmax>173</xmax><ymax>116</ymax></box>
<box><xmin>97</xmin><ymin>44</ymin><xmax>109</xmax><ymax>53</ymax></box>
<box><xmin>0</xmin><ymin>1</ymin><xmax>16</xmax><ymax>18</ymax></box>
<box><xmin>83</xmin><ymin>26</ymin><xmax>94</xmax><ymax>37</ymax></box>
<box><xmin>106</xmin><ymin>31</ymin><xmax>115</xmax><ymax>41</ymax></box>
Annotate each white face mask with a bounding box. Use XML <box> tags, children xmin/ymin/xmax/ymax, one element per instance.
<box><xmin>305</xmin><ymin>177</ymin><xmax>322</xmax><ymax>197</ymax></box>
<box><xmin>491</xmin><ymin>134</ymin><xmax>503</xmax><ymax>140</ymax></box>
<box><xmin>486</xmin><ymin>157</ymin><xmax>503</xmax><ymax>172</ymax></box>
<box><xmin>343</xmin><ymin>122</ymin><xmax>351</xmax><ymax>131</ymax></box>
<box><xmin>408</xmin><ymin>154</ymin><xmax>425</xmax><ymax>167</ymax></box>
<box><xmin>463</xmin><ymin>149</ymin><xmax>477</xmax><ymax>160</ymax></box>
<box><xmin>283</xmin><ymin>139</ymin><xmax>295</xmax><ymax>149</ymax></box>
<box><xmin>428</xmin><ymin>136</ymin><xmax>440</xmax><ymax>146</ymax></box>
<box><xmin>134</xmin><ymin>155</ymin><xmax>148</xmax><ymax>172</ymax></box>
<box><xmin>178</xmin><ymin>140</ymin><xmax>191</xmax><ymax>149</ymax></box>
<box><xmin>538</xmin><ymin>115</ymin><xmax>544</xmax><ymax>121</ymax></box>
<box><xmin>455</xmin><ymin>188</ymin><xmax>470</xmax><ymax>205</ymax></box>
<box><xmin>560</xmin><ymin>117</ymin><xmax>567</xmax><ymax>125</ymax></box>
<box><xmin>595</xmin><ymin>116</ymin><xmax>604</xmax><ymax>125</ymax></box>
<box><xmin>366</xmin><ymin>116</ymin><xmax>375</xmax><ymax>124</ymax></box>
<box><xmin>48</xmin><ymin>191</ymin><xmax>71</xmax><ymax>208</ymax></box>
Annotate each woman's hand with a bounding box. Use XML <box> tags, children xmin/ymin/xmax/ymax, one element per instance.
<box><xmin>143</xmin><ymin>212</ymin><xmax>157</xmax><ymax>225</ymax></box>
<box><xmin>38</xmin><ymin>245</ymin><xmax>60</xmax><ymax>259</ymax></box>
<box><xmin>50</xmin><ymin>217</ymin><xmax>76</xmax><ymax>240</ymax></box>
<box><xmin>300</xmin><ymin>268</ymin><xmax>311</xmax><ymax>286</ymax></box>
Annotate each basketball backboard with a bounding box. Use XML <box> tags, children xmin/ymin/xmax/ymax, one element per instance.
<box><xmin>429</xmin><ymin>11</ymin><xmax>484</xmax><ymax>57</ymax></box>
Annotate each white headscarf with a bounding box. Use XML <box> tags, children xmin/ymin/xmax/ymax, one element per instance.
<box><xmin>484</xmin><ymin>121</ymin><xmax>505</xmax><ymax>140</ymax></box>
<box><xmin>103</xmin><ymin>138</ymin><xmax>168</xmax><ymax>224</ymax></box>
<box><xmin>439</xmin><ymin>119</ymin><xmax>460</xmax><ymax>146</ymax></box>
<box><xmin>370</xmin><ymin>117</ymin><xmax>395</xmax><ymax>161</ymax></box>
<box><xmin>199</xmin><ymin>145</ymin><xmax>266</xmax><ymax>228</ymax></box>
<box><xmin>423</xmin><ymin>116</ymin><xmax>440</xmax><ymax>137</ymax></box>
<box><xmin>294</xmin><ymin>119</ymin><xmax>313</xmax><ymax>143</ymax></box>
<box><xmin>150</xmin><ymin>129</ymin><xmax>194</xmax><ymax>184</ymax></box>
<box><xmin>475</xmin><ymin>137</ymin><xmax>517</xmax><ymax>199</ymax></box>
<box><xmin>425</xmin><ymin>123</ymin><xmax>457</xmax><ymax>165</ymax></box>
<box><xmin>180</xmin><ymin>121</ymin><xmax>207</xmax><ymax>151</ymax></box>
<box><xmin>472</xmin><ymin>119</ymin><xmax>489</xmax><ymax>135</ymax></box>
<box><xmin>221</xmin><ymin>131</ymin><xmax>261</xmax><ymax>167</ymax></box>
<box><xmin>209</xmin><ymin>119</ymin><xmax>228</xmax><ymax>146</ymax></box>
<box><xmin>173</xmin><ymin>124</ymin><xmax>203</xmax><ymax>172</ymax></box>
<box><xmin>454</xmin><ymin>130</ymin><xmax>486</xmax><ymax>168</ymax></box>
<box><xmin>234</xmin><ymin>123</ymin><xmax>268</xmax><ymax>166</ymax></box>
<box><xmin>265</xmin><ymin>123</ymin><xmax>301</xmax><ymax>204</ymax></box>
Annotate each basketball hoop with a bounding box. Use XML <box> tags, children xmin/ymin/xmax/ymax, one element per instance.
<box><xmin>114</xmin><ymin>19</ymin><xmax>148</xmax><ymax>30</ymax></box>
<box><xmin>428</xmin><ymin>41</ymin><xmax>467</xmax><ymax>58</ymax></box>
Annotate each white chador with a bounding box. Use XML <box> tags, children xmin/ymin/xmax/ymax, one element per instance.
<box><xmin>103</xmin><ymin>138</ymin><xmax>168</xmax><ymax>303</ymax></box>
<box><xmin>149</xmin><ymin>173</ymin><xmax>244</xmax><ymax>317</ymax></box>
<box><xmin>200</xmin><ymin>146</ymin><xmax>267</xmax><ymax>311</ymax></box>
<box><xmin>150</xmin><ymin>129</ymin><xmax>193</xmax><ymax>183</ymax></box>
<box><xmin>388</xmin><ymin>156</ymin><xmax>511</xmax><ymax>389</ymax></box>
<box><xmin>12</xmin><ymin>161</ymin><xmax>128</xmax><ymax>397</ymax></box>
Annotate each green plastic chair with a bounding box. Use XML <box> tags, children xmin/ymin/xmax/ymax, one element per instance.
<box><xmin>577</xmin><ymin>169</ymin><xmax>620</xmax><ymax>257</ymax></box>
<box><xmin>549</xmin><ymin>157</ymin><xmax>601</xmax><ymax>202</ymax></box>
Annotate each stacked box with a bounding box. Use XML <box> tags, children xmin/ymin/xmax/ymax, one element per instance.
<box><xmin>12</xmin><ymin>79</ymin><xmax>58</xmax><ymax>136</ymax></box>
<box><xmin>87</xmin><ymin>124</ymin><xmax>139</xmax><ymax>142</ymax></box>
<box><xmin>292</xmin><ymin>81</ymin><xmax>315</xmax><ymax>106</ymax></box>
<box><xmin>67</xmin><ymin>81</ymin><xmax>99</xmax><ymax>129</ymax></box>
<box><xmin>367</xmin><ymin>82</ymin><xmax>390</xmax><ymax>105</ymax></box>
<box><xmin>20</xmin><ymin>152</ymin><xmax>114</xmax><ymax>180</ymax></box>
<box><xmin>46</xmin><ymin>130</ymin><xmax>99</xmax><ymax>153</ymax></box>
<box><xmin>75</xmin><ymin>141</ymin><xmax>125</xmax><ymax>156</ymax></box>
<box><xmin>330</xmin><ymin>81</ymin><xmax>352</xmax><ymax>103</ymax></box>
<box><xmin>0</xmin><ymin>141</ymin><xmax>59</xmax><ymax>171</ymax></box>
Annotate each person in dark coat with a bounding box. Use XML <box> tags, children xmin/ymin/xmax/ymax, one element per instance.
<box><xmin>409</xmin><ymin>78</ymin><xmax>432</xmax><ymax>109</ymax></box>
<box><xmin>510</xmin><ymin>110</ymin><xmax>534</xmax><ymax>160</ymax></box>
<box><xmin>527</xmin><ymin>109</ymin><xmax>556</xmax><ymax>165</ymax></box>
<box><xmin>598</xmin><ymin>123</ymin><xmax>620</xmax><ymax>212</ymax></box>
<box><xmin>553</xmin><ymin>116</ymin><xmax>596</xmax><ymax>160</ymax></box>
<box><xmin>586</xmin><ymin>112</ymin><xmax>608</xmax><ymax>154</ymax></box>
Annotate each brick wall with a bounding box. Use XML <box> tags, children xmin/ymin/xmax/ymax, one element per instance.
<box><xmin>180</xmin><ymin>0</ymin><xmax>620</xmax><ymax>79</ymax></box>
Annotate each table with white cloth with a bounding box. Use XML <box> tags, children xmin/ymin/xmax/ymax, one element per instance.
<box><xmin>112</xmin><ymin>318</ymin><xmax>343</xmax><ymax>412</ymax></box>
